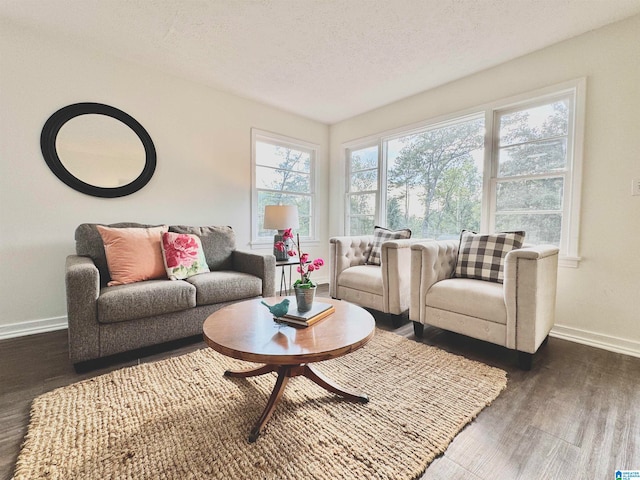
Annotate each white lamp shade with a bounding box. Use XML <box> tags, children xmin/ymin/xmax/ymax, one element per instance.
<box><xmin>263</xmin><ymin>205</ymin><xmax>299</xmax><ymax>230</ymax></box>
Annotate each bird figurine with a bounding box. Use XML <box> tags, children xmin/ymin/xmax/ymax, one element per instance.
<box><xmin>261</xmin><ymin>298</ymin><xmax>290</xmax><ymax>318</ymax></box>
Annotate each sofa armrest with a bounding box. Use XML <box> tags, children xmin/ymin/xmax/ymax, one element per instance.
<box><xmin>233</xmin><ymin>250</ymin><xmax>276</xmax><ymax>297</ymax></box>
<box><xmin>503</xmin><ymin>245</ymin><xmax>560</xmax><ymax>352</ymax></box>
<box><xmin>508</xmin><ymin>244</ymin><xmax>560</xmax><ymax>260</ymax></box>
<box><xmin>409</xmin><ymin>240</ymin><xmax>456</xmax><ymax>322</ymax></box>
<box><xmin>329</xmin><ymin>235</ymin><xmax>373</xmax><ymax>298</ymax></box>
<box><xmin>380</xmin><ymin>239</ymin><xmax>417</xmax><ymax>314</ymax></box>
<box><xmin>66</xmin><ymin>255</ymin><xmax>100</xmax><ymax>363</ymax></box>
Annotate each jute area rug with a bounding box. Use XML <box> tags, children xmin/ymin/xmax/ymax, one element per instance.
<box><xmin>15</xmin><ymin>329</ymin><xmax>507</xmax><ymax>480</ymax></box>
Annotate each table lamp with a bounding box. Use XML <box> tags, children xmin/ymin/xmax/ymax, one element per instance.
<box><xmin>263</xmin><ymin>205</ymin><xmax>299</xmax><ymax>261</ymax></box>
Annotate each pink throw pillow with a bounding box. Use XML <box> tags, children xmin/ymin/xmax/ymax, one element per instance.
<box><xmin>161</xmin><ymin>232</ymin><xmax>210</xmax><ymax>280</ymax></box>
<box><xmin>97</xmin><ymin>225</ymin><xmax>168</xmax><ymax>286</ymax></box>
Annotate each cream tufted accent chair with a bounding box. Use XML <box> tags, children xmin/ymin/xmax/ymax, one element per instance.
<box><xmin>330</xmin><ymin>236</ymin><xmax>422</xmax><ymax>326</ymax></box>
<box><xmin>410</xmin><ymin>240</ymin><xmax>559</xmax><ymax>369</ymax></box>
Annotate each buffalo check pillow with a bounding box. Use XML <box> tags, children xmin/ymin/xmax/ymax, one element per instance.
<box><xmin>454</xmin><ymin>230</ymin><xmax>525</xmax><ymax>283</ymax></box>
<box><xmin>364</xmin><ymin>226</ymin><xmax>412</xmax><ymax>266</ymax></box>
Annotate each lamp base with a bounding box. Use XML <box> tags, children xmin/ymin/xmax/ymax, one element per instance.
<box><xmin>273</xmin><ymin>232</ymin><xmax>289</xmax><ymax>261</ymax></box>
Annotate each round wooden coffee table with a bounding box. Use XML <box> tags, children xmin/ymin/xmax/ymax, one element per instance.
<box><xmin>202</xmin><ymin>297</ymin><xmax>375</xmax><ymax>442</ymax></box>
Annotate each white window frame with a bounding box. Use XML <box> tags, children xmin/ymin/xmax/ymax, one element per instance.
<box><xmin>344</xmin><ymin>141</ymin><xmax>380</xmax><ymax>236</ymax></box>
<box><xmin>342</xmin><ymin>79</ymin><xmax>585</xmax><ymax>267</ymax></box>
<box><xmin>251</xmin><ymin>128</ymin><xmax>319</xmax><ymax>246</ymax></box>
<box><xmin>488</xmin><ymin>80</ymin><xmax>585</xmax><ymax>267</ymax></box>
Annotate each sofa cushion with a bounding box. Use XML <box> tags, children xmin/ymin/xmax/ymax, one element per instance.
<box><xmin>337</xmin><ymin>265</ymin><xmax>383</xmax><ymax>296</ymax></box>
<box><xmin>454</xmin><ymin>230</ymin><xmax>525</xmax><ymax>284</ymax></box>
<box><xmin>75</xmin><ymin>222</ymin><xmax>162</xmax><ymax>287</ymax></box>
<box><xmin>161</xmin><ymin>232</ymin><xmax>210</xmax><ymax>280</ymax></box>
<box><xmin>97</xmin><ymin>225</ymin><xmax>169</xmax><ymax>286</ymax></box>
<box><xmin>426</xmin><ymin>278</ymin><xmax>506</xmax><ymax>324</ymax></box>
<box><xmin>185</xmin><ymin>271</ymin><xmax>262</xmax><ymax>305</ymax></box>
<box><xmin>364</xmin><ymin>226</ymin><xmax>411</xmax><ymax>266</ymax></box>
<box><xmin>98</xmin><ymin>280</ymin><xmax>196</xmax><ymax>324</ymax></box>
<box><xmin>169</xmin><ymin>226</ymin><xmax>235</xmax><ymax>271</ymax></box>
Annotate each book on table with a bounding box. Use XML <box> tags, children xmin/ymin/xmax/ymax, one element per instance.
<box><xmin>278</xmin><ymin>302</ymin><xmax>335</xmax><ymax>327</ymax></box>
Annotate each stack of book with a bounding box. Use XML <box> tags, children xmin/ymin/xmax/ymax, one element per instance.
<box><xmin>277</xmin><ymin>302</ymin><xmax>335</xmax><ymax>327</ymax></box>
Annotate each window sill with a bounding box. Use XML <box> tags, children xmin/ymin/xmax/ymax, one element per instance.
<box><xmin>559</xmin><ymin>256</ymin><xmax>581</xmax><ymax>268</ymax></box>
<box><xmin>250</xmin><ymin>239</ymin><xmax>320</xmax><ymax>249</ymax></box>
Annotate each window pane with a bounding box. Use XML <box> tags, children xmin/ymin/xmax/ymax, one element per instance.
<box><xmin>350</xmin><ymin>146</ymin><xmax>378</xmax><ymax>171</ymax></box>
<box><xmin>253</xmin><ymin>133</ymin><xmax>317</xmax><ymax>244</ymax></box>
<box><xmin>496</xmin><ymin>177</ymin><xmax>564</xmax><ymax>212</ymax></box>
<box><xmin>495</xmin><ymin>213</ymin><xmax>562</xmax><ymax>245</ymax></box>
<box><xmin>256</xmin><ymin>165</ymin><xmax>310</xmax><ymax>193</ymax></box>
<box><xmin>386</xmin><ymin>117</ymin><xmax>484</xmax><ymax>238</ymax></box>
<box><xmin>499</xmin><ymin>99</ymin><xmax>569</xmax><ymax>146</ymax></box>
<box><xmin>498</xmin><ymin>138</ymin><xmax>566</xmax><ymax>177</ymax></box>
<box><xmin>257</xmin><ymin>191</ymin><xmax>310</xmax><ymax>237</ymax></box>
<box><xmin>349</xmin><ymin>193</ymin><xmax>376</xmax><ymax>216</ymax></box>
<box><xmin>350</xmin><ymin>216</ymin><xmax>375</xmax><ymax>235</ymax></box>
<box><xmin>297</xmin><ymin>216</ymin><xmax>310</xmax><ymax>237</ymax></box>
<box><xmin>258</xmin><ymin>190</ymin><xmax>287</xmax><ymax>211</ymax></box>
<box><xmin>350</xmin><ymin>169</ymin><xmax>377</xmax><ymax>192</ymax></box>
<box><xmin>256</xmin><ymin>141</ymin><xmax>310</xmax><ymax>172</ymax></box>
<box><xmin>494</xmin><ymin>98</ymin><xmax>572</xmax><ymax>247</ymax></box>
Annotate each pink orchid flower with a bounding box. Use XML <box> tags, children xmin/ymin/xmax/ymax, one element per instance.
<box><xmin>276</xmin><ymin>225</ymin><xmax>325</xmax><ymax>288</ymax></box>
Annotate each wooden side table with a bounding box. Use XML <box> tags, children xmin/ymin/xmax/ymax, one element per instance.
<box><xmin>275</xmin><ymin>258</ymin><xmax>310</xmax><ymax>296</ymax></box>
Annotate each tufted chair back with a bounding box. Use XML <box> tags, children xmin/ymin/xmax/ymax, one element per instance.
<box><xmin>329</xmin><ymin>235</ymin><xmax>373</xmax><ymax>298</ymax></box>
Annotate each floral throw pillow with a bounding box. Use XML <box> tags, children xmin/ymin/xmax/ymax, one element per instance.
<box><xmin>161</xmin><ymin>232</ymin><xmax>210</xmax><ymax>280</ymax></box>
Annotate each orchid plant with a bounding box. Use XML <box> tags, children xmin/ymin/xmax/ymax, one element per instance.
<box><xmin>275</xmin><ymin>228</ymin><xmax>324</xmax><ymax>289</ymax></box>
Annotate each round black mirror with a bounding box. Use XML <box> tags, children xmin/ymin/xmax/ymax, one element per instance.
<box><xmin>41</xmin><ymin>102</ymin><xmax>156</xmax><ymax>198</ymax></box>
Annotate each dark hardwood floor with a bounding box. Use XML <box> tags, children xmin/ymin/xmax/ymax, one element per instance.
<box><xmin>1</xmin><ymin>285</ymin><xmax>638</xmax><ymax>479</ymax></box>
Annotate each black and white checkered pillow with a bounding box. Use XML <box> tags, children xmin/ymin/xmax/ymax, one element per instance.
<box><xmin>364</xmin><ymin>226</ymin><xmax>412</xmax><ymax>266</ymax></box>
<box><xmin>454</xmin><ymin>230</ymin><xmax>525</xmax><ymax>283</ymax></box>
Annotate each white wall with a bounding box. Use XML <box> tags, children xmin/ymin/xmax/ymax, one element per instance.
<box><xmin>2</xmin><ymin>14</ymin><xmax>639</xmax><ymax>357</ymax></box>
<box><xmin>0</xmin><ymin>20</ymin><xmax>329</xmax><ymax>336</ymax></box>
<box><xmin>329</xmin><ymin>15</ymin><xmax>640</xmax><ymax>356</ymax></box>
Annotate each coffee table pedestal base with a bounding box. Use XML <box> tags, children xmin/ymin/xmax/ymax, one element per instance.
<box><xmin>224</xmin><ymin>364</ymin><xmax>369</xmax><ymax>442</ymax></box>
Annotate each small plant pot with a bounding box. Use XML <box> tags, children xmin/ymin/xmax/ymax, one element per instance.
<box><xmin>294</xmin><ymin>285</ymin><xmax>316</xmax><ymax>313</ymax></box>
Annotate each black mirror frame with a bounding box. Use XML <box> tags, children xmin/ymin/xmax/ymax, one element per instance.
<box><xmin>40</xmin><ymin>102</ymin><xmax>157</xmax><ymax>198</ymax></box>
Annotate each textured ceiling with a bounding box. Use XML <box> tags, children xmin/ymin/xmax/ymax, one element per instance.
<box><xmin>2</xmin><ymin>0</ymin><xmax>640</xmax><ymax>123</ymax></box>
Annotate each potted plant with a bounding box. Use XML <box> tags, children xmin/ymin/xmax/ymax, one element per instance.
<box><xmin>275</xmin><ymin>228</ymin><xmax>324</xmax><ymax>312</ymax></box>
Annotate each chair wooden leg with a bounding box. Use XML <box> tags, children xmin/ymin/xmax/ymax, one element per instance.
<box><xmin>517</xmin><ymin>351</ymin><xmax>533</xmax><ymax>370</ymax></box>
<box><xmin>413</xmin><ymin>321</ymin><xmax>424</xmax><ymax>338</ymax></box>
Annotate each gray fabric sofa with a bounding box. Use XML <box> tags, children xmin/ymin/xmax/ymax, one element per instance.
<box><xmin>66</xmin><ymin>222</ymin><xmax>275</xmax><ymax>365</ymax></box>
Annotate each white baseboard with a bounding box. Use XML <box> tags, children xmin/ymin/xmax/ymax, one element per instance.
<box><xmin>3</xmin><ymin>315</ymin><xmax>638</xmax><ymax>360</ymax></box>
<box><xmin>550</xmin><ymin>324</ymin><xmax>640</xmax><ymax>359</ymax></box>
<box><xmin>0</xmin><ymin>316</ymin><xmax>68</xmax><ymax>340</ymax></box>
